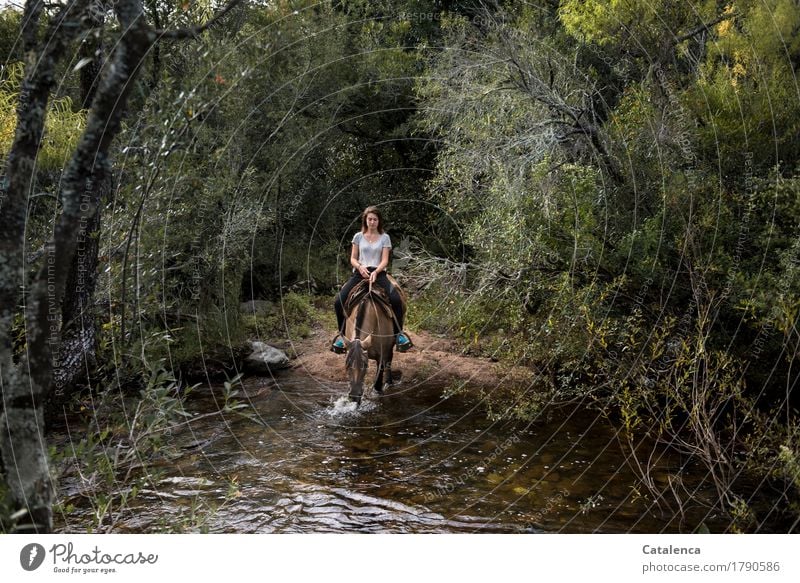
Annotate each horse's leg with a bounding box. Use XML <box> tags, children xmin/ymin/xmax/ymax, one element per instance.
<box><xmin>373</xmin><ymin>359</ymin><xmax>384</xmax><ymax>395</ymax></box>
<box><xmin>384</xmin><ymin>355</ymin><xmax>394</xmax><ymax>387</ymax></box>
<box><xmin>378</xmin><ymin>344</ymin><xmax>395</xmax><ymax>393</ymax></box>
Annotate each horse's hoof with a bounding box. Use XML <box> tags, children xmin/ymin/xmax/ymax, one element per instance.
<box><xmin>349</xmin><ymin>396</ymin><xmax>361</xmax><ymax>406</ymax></box>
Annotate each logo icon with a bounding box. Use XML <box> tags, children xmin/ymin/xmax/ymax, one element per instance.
<box><xmin>20</xmin><ymin>543</ymin><xmax>46</xmax><ymax>571</ymax></box>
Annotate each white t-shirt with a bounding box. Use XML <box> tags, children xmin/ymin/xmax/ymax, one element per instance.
<box><xmin>353</xmin><ymin>232</ymin><xmax>392</xmax><ymax>268</ymax></box>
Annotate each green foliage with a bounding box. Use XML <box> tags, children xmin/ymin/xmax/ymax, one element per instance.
<box><xmin>52</xmin><ymin>347</ymin><xmax>258</xmax><ymax>531</ymax></box>
<box><xmin>3</xmin><ymin>0</ymin><xmax>794</xmax><ymax>532</ymax></box>
<box><xmin>408</xmin><ymin>0</ymin><xmax>800</xmax><ymax>527</ymax></box>
<box><xmin>52</xmin><ymin>357</ymin><xmax>194</xmax><ymax>531</ymax></box>
<box><xmin>408</xmin><ymin>280</ymin><xmax>522</xmax><ymax>345</ymax></box>
<box><xmin>689</xmin><ymin>1</ymin><xmax>800</xmax><ymax>178</ymax></box>
<box><xmin>243</xmin><ymin>292</ymin><xmax>316</xmax><ymax>340</ymax></box>
<box><xmin>0</xmin><ymin>62</ymin><xmax>86</xmax><ymax>170</ymax></box>
<box><xmin>559</xmin><ymin>0</ymin><xmax>718</xmax><ymax>51</ymax></box>
<box><xmin>2</xmin><ymin>59</ymin><xmax>87</xmax><ymax>288</ymax></box>
<box><xmin>0</xmin><ymin>8</ymin><xmax>22</xmax><ymax>65</ymax></box>
<box><xmin>779</xmin><ymin>444</ymin><xmax>800</xmax><ymax>492</ymax></box>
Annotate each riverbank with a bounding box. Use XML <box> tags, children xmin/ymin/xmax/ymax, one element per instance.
<box><xmin>282</xmin><ymin>320</ymin><xmax>533</xmax><ymax>394</ymax></box>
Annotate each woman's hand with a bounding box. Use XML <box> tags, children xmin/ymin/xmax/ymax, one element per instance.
<box><xmin>369</xmin><ymin>269</ymin><xmax>378</xmax><ymax>284</ymax></box>
<box><xmin>358</xmin><ymin>264</ymin><xmax>369</xmax><ymax>279</ymax></box>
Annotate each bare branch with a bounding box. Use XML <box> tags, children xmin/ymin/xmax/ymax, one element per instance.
<box><xmin>673</xmin><ymin>11</ymin><xmax>737</xmax><ymax>45</ymax></box>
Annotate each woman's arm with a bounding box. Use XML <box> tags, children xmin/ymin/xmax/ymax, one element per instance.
<box><xmin>351</xmin><ymin>243</ymin><xmax>369</xmax><ymax>278</ymax></box>
<box><xmin>369</xmin><ymin>247</ymin><xmax>391</xmax><ymax>282</ymax></box>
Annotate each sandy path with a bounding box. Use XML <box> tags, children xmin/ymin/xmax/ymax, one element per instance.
<box><xmin>286</xmin><ymin>323</ymin><xmax>532</xmax><ymax>391</ymax></box>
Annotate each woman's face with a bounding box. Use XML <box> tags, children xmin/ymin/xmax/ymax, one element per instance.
<box><xmin>366</xmin><ymin>213</ymin><xmax>380</xmax><ymax>231</ymax></box>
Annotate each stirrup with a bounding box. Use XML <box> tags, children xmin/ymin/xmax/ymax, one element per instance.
<box><xmin>330</xmin><ymin>334</ymin><xmax>346</xmax><ymax>354</ymax></box>
<box><xmin>396</xmin><ymin>332</ymin><xmax>413</xmax><ymax>352</ymax></box>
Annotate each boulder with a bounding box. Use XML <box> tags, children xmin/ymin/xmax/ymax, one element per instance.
<box><xmin>243</xmin><ymin>340</ymin><xmax>290</xmax><ymax>374</ymax></box>
<box><xmin>240</xmin><ymin>300</ymin><xmax>274</xmax><ymax>316</ymax></box>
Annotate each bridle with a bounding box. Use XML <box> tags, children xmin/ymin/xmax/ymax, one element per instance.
<box><xmin>346</xmin><ymin>338</ymin><xmax>368</xmax><ymax>371</ymax></box>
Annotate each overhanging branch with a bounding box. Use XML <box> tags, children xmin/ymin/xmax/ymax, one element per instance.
<box><xmin>673</xmin><ymin>11</ymin><xmax>737</xmax><ymax>45</ymax></box>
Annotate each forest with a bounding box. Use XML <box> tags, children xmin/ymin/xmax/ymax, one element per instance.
<box><xmin>1</xmin><ymin>0</ymin><xmax>798</xmax><ymax>534</ymax></box>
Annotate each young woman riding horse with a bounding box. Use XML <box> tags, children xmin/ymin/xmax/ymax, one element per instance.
<box><xmin>332</xmin><ymin>206</ymin><xmax>412</xmax><ymax>353</ymax></box>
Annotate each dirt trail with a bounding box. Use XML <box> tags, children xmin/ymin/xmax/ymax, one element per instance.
<box><xmin>286</xmin><ymin>324</ymin><xmax>532</xmax><ymax>390</ymax></box>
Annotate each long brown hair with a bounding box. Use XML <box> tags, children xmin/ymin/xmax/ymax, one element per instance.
<box><xmin>360</xmin><ymin>206</ymin><xmax>385</xmax><ymax>233</ymax></box>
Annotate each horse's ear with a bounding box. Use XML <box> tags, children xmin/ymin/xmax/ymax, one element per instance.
<box><xmin>361</xmin><ymin>334</ymin><xmax>373</xmax><ymax>349</ymax></box>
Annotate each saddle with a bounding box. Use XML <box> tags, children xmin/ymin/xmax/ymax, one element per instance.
<box><xmin>344</xmin><ymin>279</ymin><xmax>395</xmax><ymax>320</ymax></box>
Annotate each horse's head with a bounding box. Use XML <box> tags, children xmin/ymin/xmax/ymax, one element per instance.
<box><xmin>344</xmin><ymin>335</ymin><xmax>372</xmax><ymax>404</ymax></box>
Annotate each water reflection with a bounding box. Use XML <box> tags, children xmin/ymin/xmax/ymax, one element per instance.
<box><xmin>54</xmin><ymin>374</ymin><xmax>730</xmax><ymax>533</ymax></box>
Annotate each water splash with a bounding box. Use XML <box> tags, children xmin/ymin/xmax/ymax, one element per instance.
<box><xmin>325</xmin><ymin>395</ymin><xmax>378</xmax><ymax>418</ymax></box>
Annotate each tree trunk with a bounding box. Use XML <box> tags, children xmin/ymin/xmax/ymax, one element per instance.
<box><xmin>55</xmin><ymin>1</ymin><xmax>111</xmax><ymax>400</ymax></box>
<box><xmin>54</xmin><ymin>168</ymin><xmax>111</xmax><ymax>400</ymax></box>
<box><xmin>0</xmin><ymin>0</ymin><xmax>92</xmax><ymax>534</ymax></box>
<box><xmin>1</xmin><ymin>0</ymin><xmax>241</xmax><ymax>534</ymax></box>
<box><xmin>1</xmin><ymin>0</ymin><xmax>153</xmax><ymax>533</ymax></box>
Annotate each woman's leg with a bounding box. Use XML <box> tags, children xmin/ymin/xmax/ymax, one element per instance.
<box><xmin>334</xmin><ymin>273</ymin><xmax>361</xmax><ymax>334</ymax></box>
<box><xmin>373</xmin><ymin>273</ymin><xmax>404</xmax><ymax>333</ymax></box>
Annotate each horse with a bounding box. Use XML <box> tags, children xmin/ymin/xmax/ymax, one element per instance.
<box><xmin>341</xmin><ymin>279</ymin><xmax>404</xmax><ymax>405</ymax></box>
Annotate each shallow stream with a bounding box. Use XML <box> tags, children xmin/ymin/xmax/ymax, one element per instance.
<box><xmin>55</xmin><ymin>373</ymin><xmax>731</xmax><ymax>533</ymax></box>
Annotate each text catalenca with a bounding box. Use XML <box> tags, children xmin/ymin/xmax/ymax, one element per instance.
<box><xmin>642</xmin><ymin>545</ymin><xmax>701</xmax><ymax>555</ymax></box>
<box><xmin>50</xmin><ymin>543</ymin><xmax>158</xmax><ymax>565</ymax></box>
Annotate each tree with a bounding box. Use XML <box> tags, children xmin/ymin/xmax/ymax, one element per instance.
<box><xmin>411</xmin><ymin>0</ymin><xmax>800</xmax><ymax>526</ymax></box>
<box><xmin>0</xmin><ymin>0</ymin><xmax>240</xmax><ymax>534</ymax></box>
<box><xmin>54</xmin><ymin>0</ymin><xmax>110</xmax><ymax>398</ymax></box>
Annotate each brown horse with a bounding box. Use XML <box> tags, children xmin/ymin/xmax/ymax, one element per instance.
<box><xmin>342</xmin><ymin>280</ymin><xmax>404</xmax><ymax>405</ymax></box>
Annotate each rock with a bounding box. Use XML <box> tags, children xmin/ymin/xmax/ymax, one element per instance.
<box><xmin>243</xmin><ymin>341</ymin><xmax>290</xmax><ymax>375</ymax></box>
<box><xmin>240</xmin><ymin>300</ymin><xmax>274</xmax><ymax>316</ymax></box>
